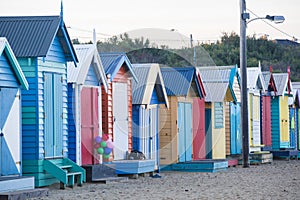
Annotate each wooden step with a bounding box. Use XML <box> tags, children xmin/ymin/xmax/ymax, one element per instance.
<box><xmin>58</xmin><ymin>165</ymin><xmax>73</xmax><ymax>169</ymax></box>
<box><xmin>0</xmin><ymin>176</ymin><xmax>34</xmax><ymax>193</ymax></box>
<box><xmin>0</xmin><ymin>188</ymin><xmax>48</xmax><ymax>200</ymax></box>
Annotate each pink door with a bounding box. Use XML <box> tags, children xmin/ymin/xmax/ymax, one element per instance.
<box><xmin>81</xmin><ymin>87</ymin><xmax>99</xmax><ymax>165</ymax></box>
<box><xmin>262</xmin><ymin>96</ymin><xmax>272</xmax><ymax>147</ymax></box>
<box><xmin>193</xmin><ymin>98</ymin><xmax>206</xmax><ymax>160</ymax></box>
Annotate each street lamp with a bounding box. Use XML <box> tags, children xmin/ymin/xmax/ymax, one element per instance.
<box><xmin>240</xmin><ymin>0</ymin><xmax>285</xmax><ymax>168</ymax></box>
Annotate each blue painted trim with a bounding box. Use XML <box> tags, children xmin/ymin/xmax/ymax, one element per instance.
<box><xmin>60</xmin><ymin>24</ymin><xmax>78</xmax><ymax>65</ymax></box>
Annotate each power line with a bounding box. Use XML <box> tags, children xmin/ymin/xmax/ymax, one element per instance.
<box><xmin>247</xmin><ymin>8</ymin><xmax>298</xmax><ymax>41</ymax></box>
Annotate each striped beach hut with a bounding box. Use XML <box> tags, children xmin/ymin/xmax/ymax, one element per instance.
<box><xmin>159</xmin><ymin>67</ymin><xmax>205</xmax><ymax>165</ymax></box>
<box><xmin>197</xmin><ymin>66</ymin><xmax>238</xmax><ymax>159</ymax></box>
<box><xmin>0</xmin><ymin>13</ymin><xmax>86</xmax><ymax>188</ymax></box>
<box><xmin>131</xmin><ymin>63</ymin><xmax>169</xmax><ymax>170</ymax></box>
<box><xmin>0</xmin><ymin>38</ymin><xmax>28</xmax><ymax>177</ymax></box>
<box><xmin>99</xmin><ymin>52</ymin><xmax>137</xmax><ymax>161</ymax></box>
<box><xmin>271</xmin><ymin>69</ymin><xmax>292</xmax><ymax>150</ymax></box>
<box><xmin>292</xmin><ymin>82</ymin><xmax>300</xmax><ymax>155</ymax></box>
<box><xmin>67</xmin><ymin>44</ymin><xmax>108</xmax><ymax>165</ymax></box>
<box><xmin>261</xmin><ymin>71</ymin><xmax>277</xmax><ymax>150</ymax></box>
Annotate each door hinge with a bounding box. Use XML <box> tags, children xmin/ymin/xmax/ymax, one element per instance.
<box><xmin>61</xmin><ymin>113</ymin><xmax>63</xmax><ymax>119</ymax></box>
<box><xmin>16</xmin><ymin>94</ymin><xmax>21</xmax><ymax>99</ymax></box>
<box><xmin>61</xmin><ymin>76</ymin><xmax>64</xmax><ymax>83</ymax></box>
<box><xmin>44</xmin><ymin>112</ymin><xmax>46</xmax><ymax>119</ymax></box>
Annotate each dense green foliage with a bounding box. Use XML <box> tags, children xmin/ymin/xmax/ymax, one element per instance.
<box><xmin>94</xmin><ymin>32</ymin><xmax>300</xmax><ymax>81</ymax></box>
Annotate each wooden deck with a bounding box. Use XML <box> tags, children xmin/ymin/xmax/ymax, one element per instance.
<box><xmin>161</xmin><ymin>160</ymin><xmax>228</xmax><ymax>173</ymax></box>
<box><xmin>0</xmin><ymin>176</ymin><xmax>34</xmax><ymax>193</ymax></box>
<box><xmin>112</xmin><ymin>159</ymin><xmax>156</xmax><ymax>175</ymax></box>
<box><xmin>249</xmin><ymin>152</ymin><xmax>273</xmax><ymax>164</ymax></box>
<box><xmin>271</xmin><ymin>150</ymin><xmax>299</xmax><ymax>160</ymax></box>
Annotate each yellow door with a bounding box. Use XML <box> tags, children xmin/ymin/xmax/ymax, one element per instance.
<box><xmin>280</xmin><ymin>95</ymin><xmax>289</xmax><ymax>143</ymax></box>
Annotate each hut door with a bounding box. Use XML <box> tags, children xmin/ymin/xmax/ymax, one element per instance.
<box><xmin>230</xmin><ymin>103</ymin><xmax>242</xmax><ymax>154</ymax></box>
<box><xmin>44</xmin><ymin>73</ymin><xmax>63</xmax><ymax>158</ymax></box>
<box><xmin>205</xmin><ymin>108</ymin><xmax>212</xmax><ymax>159</ymax></box>
<box><xmin>178</xmin><ymin>102</ymin><xmax>192</xmax><ymax>163</ymax></box>
<box><xmin>0</xmin><ymin>88</ymin><xmax>20</xmax><ymax>176</ymax></box>
<box><xmin>149</xmin><ymin>106</ymin><xmax>159</xmax><ymax>168</ymax></box>
<box><xmin>113</xmin><ymin>82</ymin><xmax>128</xmax><ymax>160</ymax></box>
<box><xmin>193</xmin><ymin>98</ymin><xmax>206</xmax><ymax>160</ymax></box>
<box><xmin>81</xmin><ymin>87</ymin><xmax>99</xmax><ymax>165</ymax></box>
<box><xmin>252</xmin><ymin>95</ymin><xmax>261</xmax><ymax>147</ymax></box>
<box><xmin>289</xmin><ymin>107</ymin><xmax>296</xmax><ymax>148</ymax></box>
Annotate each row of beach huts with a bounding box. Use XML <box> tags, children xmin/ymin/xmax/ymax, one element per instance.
<box><xmin>0</xmin><ymin>11</ymin><xmax>299</xmax><ymax>195</ymax></box>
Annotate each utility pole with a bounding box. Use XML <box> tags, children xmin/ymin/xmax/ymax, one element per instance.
<box><xmin>240</xmin><ymin>0</ymin><xmax>250</xmax><ymax>168</ymax></box>
<box><xmin>190</xmin><ymin>34</ymin><xmax>196</xmax><ymax>66</ymax></box>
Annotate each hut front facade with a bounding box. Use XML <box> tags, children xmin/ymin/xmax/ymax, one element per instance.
<box><xmin>261</xmin><ymin>71</ymin><xmax>277</xmax><ymax>150</ymax></box>
<box><xmin>100</xmin><ymin>53</ymin><xmax>137</xmax><ymax>161</ymax></box>
<box><xmin>131</xmin><ymin>63</ymin><xmax>169</xmax><ymax>170</ymax></box>
<box><xmin>272</xmin><ymin>71</ymin><xmax>292</xmax><ymax>150</ymax></box>
<box><xmin>159</xmin><ymin>67</ymin><xmax>205</xmax><ymax>165</ymax></box>
<box><xmin>197</xmin><ymin>66</ymin><xmax>237</xmax><ymax>159</ymax></box>
<box><xmin>67</xmin><ymin>44</ymin><xmax>108</xmax><ymax>166</ymax></box>
<box><xmin>0</xmin><ymin>14</ymin><xmax>86</xmax><ymax>188</ymax></box>
<box><xmin>0</xmin><ymin>38</ymin><xmax>28</xmax><ymax>180</ymax></box>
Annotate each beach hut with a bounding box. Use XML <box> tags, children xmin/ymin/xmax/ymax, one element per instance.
<box><xmin>0</xmin><ymin>11</ymin><xmax>86</xmax><ymax>188</ymax></box>
<box><xmin>261</xmin><ymin>71</ymin><xmax>277</xmax><ymax>150</ymax></box>
<box><xmin>245</xmin><ymin>67</ymin><xmax>266</xmax><ymax>152</ymax></box>
<box><xmin>159</xmin><ymin>67</ymin><xmax>205</xmax><ymax>165</ymax></box>
<box><xmin>0</xmin><ymin>38</ymin><xmax>34</xmax><ymax>192</ymax></box>
<box><xmin>271</xmin><ymin>70</ymin><xmax>292</xmax><ymax>150</ymax></box>
<box><xmin>99</xmin><ymin>53</ymin><xmax>137</xmax><ymax>161</ymax></box>
<box><xmin>292</xmin><ymin>83</ymin><xmax>300</xmax><ymax>157</ymax></box>
<box><xmin>67</xmin><ymin>44</ymin><xmax>108</xmax><ymax>166</ymax></box>
<box><xmin>131</xmin><ymin>63</ymin><xmax>169</xmax><ymax>170</ymax></box>
<box><xmin>197</xmin><ymin>66</ymin><xmax>238</xmax><ymax>160</ymax></box>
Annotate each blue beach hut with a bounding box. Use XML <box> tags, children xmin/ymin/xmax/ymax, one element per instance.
<box><xmin>0</xmin><ymin>11</ymin><xmax>86</xmax><ymax>188</ymax></box>
<box><xmin>132</xmin><ymin>63</ymin><xmax>169</xmax><ymax>171</ymax></box>
<box><xmin>0</xmin><ymin>38</ymin><xmax>33</xmax><ymax>192</ymax></box>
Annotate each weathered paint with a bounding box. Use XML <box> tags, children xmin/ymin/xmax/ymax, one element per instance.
<box><xmin>261</xmin><ymin>96</ymin><xmax>272</xmax><ymax>148</ymax></box>
<box><xmin>192</xmin><ymin>98</ymin><xmax>206</xmax><ymax>160</ymax></box>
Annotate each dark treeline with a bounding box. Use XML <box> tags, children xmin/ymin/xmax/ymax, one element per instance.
<box><xmin>73</xmin><ymin>32</ymin><xmax>300</xmax><ymax>81</ymax></box>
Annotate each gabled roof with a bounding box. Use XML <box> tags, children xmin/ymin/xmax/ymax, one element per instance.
<box><xmin>273</xmin><ymin>73</ymin><xmax>291</xmax><ymax>96</ymax></box>
<box><xmin>0</xmin><ymin>16</ymin><xmax>78</xmax><ymax>63</ymax></box>
<box><xmin>160</xmin><ymin>67</ymin><xmax>204</xmax><ymax>97</ymax></box>
<box><xmin>197</xmin><ymin>66</ymin><xmax>236</xmax><ymax>102</ymax></box>
<box><xmin>292</xmin><ymin>82</ymin><xmax>300</xmax><ymax>106</ymax></box>
<box><xmin>132</xmin><ymin>63</ymin><xmax>169</xmax><ymax>108</ymax></box>
<box><xmin>239</xmin><ymin>67</ymin><xmax>266</xmax><ymax>91</ymax></box>
<box><xmin>67</xmin><ymin>44</ymin><xmax>108</xmax><ymax>91</ymax></box>
<box><xmin>99</xmin><ymin>52</ymin><xmax>137</xmax><ymax>82</ymax></box>
<box><xmin>0</xmin><ymin>37</ymin><xmax>28</xmax><ymax>90</ymax></box>
<box><xmin>261</xmin><ymin>71</ymin><xmax>277</xmax><ymax>93</ymax></box>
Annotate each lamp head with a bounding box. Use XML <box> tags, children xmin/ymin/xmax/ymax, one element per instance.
<box><xmin>265</xmin><ymin>15</ymin><xmax>285</xmax><ymax>24</ymax></box>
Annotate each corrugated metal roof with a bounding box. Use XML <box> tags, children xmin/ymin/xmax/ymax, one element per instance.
<box><xmin>0</xmin><ymin>37</ymin><xmax>28</xmax><ymax>90</ymax></box>
<box><xmin>238</xmin><ymin>67</ymin><xmax>265</xmax><ymax>91</ymax></box>
<box><xmin>132</xmin><ymin>63</ymin><xmax>168</xmax><ymax>107</ymax></box>
<box><xmin>197</xmin><ymin>66</ymin><xmax>233</xmax><ymax>102</ymax></box>
<box><xmin>67</xmin><ymin>44</ymin><xmax>108</xmax><ymax>91</ymax></box>
<box><xmin>261</xmin><ymin>72</ymin><xmax>271</xmax><ymax>89</ymax></box>
<box><xmin>160</xmin><ymin>67</ymin><xmax>194</xmax><ymax>96</ymax></box>
<box><xmin>99</xmin><ymin>52</ymin><xmax>137</xmax><ymax>82</ymax></box>
<box><xmin>0</xmin><ymin>16</ymin><xmax>77</xmax><ymax>62</ymax></box>
<box><xmin>273</xmin><ymin>73</ymin><xmax>289</xmax><ymax>96</ymax></box>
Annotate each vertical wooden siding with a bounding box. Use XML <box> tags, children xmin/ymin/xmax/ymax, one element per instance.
<box><xmin>159</xmin><ymin>97</ymin><xmax>178</xmax><ymax>165</ymax></box>
<box><xmin>280</xmin><ymin>95</ymin><xmax>289</xmax><ymax>148</ymax></box>
<box><xmin>193</xmin><ymin>98</ymin><xmax>206</xmax><ymax>160</ymax></box>
<box><xmin>262</xmin><ymin>96</ymin><xmax>272</xmax><ymax>147</ymax></box>
<box><xmin>212</xmin><ymin>102</ymin><xmax>226</xmax><ymax>159</ymax></box>
<box><xmin>271</xmin><ymin>97</ymin><xmax>280</xmax><ymax>150</ymax></box>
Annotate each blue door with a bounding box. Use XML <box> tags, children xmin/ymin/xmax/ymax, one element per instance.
<box><xmin>44</xmin><ymin>73</ymin><xmax>63</xmax><ymax>158</ymax></box>
<box><xmin>205</xmin><ymin>108</ymin><xmax>212</xmax><ymax>159</ymax></box>
<box><xmin>289</xmin><ymin>107</ymin><xmax>296</xmax><ymax>148</ymax></box>
<box><xmin>230</xmin><ymin>103</ymin><xmax>242</xmax><ymax>154</ymax></box>
<box><xmin>178</xmin><ymin>102</ymin><xmax>192</xmax><ymax>162</ymax></box>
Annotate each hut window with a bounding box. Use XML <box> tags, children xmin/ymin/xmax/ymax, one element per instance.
<box><xmin>214</xmin><ymin>102</ymin><xmax>223</xmax><ymax>128</ymax></box>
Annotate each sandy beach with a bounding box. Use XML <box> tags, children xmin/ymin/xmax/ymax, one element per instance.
<box><xmin>30</xmin><ymin>160</ymin><xmax>300</xmax><ymax>200</ymax></box>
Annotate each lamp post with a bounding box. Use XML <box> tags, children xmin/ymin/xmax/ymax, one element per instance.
<box><xmin>239</xmin><ymin>0</ymin><xmax>285</xmax><ymax>168</ymax></box>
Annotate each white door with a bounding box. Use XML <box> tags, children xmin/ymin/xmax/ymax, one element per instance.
<box><xmin>113</xmin><ymin>82</ymin><xmax>129</xmax><ymax>160</ymax></box>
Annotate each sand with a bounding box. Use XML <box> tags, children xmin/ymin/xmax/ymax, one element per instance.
<box><xmin>30</xmin><ymin>160</ymin><xmax>300</xmax><ymax>200</ymax></box>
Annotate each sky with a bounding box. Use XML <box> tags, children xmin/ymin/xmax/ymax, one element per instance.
<box><xmin>0</xmin><ymin>0</ymin><xmax>299</xmax><ymax>44</ymax></box>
